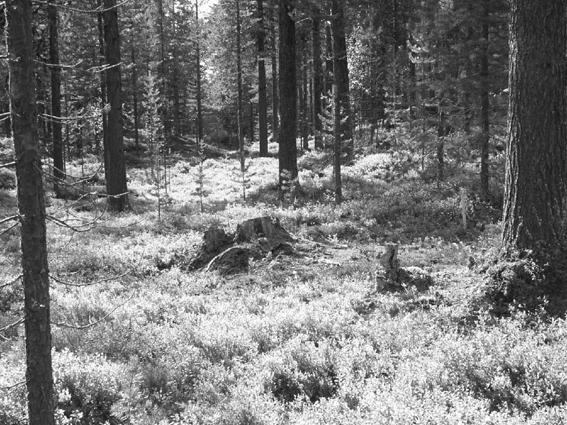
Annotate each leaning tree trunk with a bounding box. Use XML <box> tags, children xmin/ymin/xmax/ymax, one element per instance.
<box><xmin>48</xmin><ymin>0</ymin><xmax>65</xmax><ymax>197</ymax></box>
<box><xmin>103</xmin><ymin>0</ymin><xmax>129</xmax><ymax>211</ymax></box>
<box><xmin>502</xmin><ymin>0</ymin><xmax>567</xmax><ymax>253</ymax></box>
<box><xmin>6</xmin><ymin>1</ymin><xmax>55</xmax><ymax>423</ymax></box>
<box><xmin>278</xmin><ymin>0</ymin><xmax>298</xmax><ymax>188</ymax></box>
<box><xmin>257</xmin><ymin>0</ymin><xmax>269</xmax><ymax>156</ymax></box>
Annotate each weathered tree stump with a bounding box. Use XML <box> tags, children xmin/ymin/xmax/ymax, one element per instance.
<box><xmin>376</xmin><ymin>244</ymin><xmax>433</xmax><ymax>291</ymax></box>
<box><xmin>188</xmin><ymin>226</ymin><xmax>233</xmax><ymax>270</ymax></box>
<box><xmin>189</xmin><ymin>217</ymin><xmax>295</xmax><ymax>275</ymax></box>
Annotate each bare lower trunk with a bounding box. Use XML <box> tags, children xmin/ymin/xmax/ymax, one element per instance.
<box><xmin>7</xmin><ymin>1</ymin><xmax>55</xmax><ymax>423</ymax></box>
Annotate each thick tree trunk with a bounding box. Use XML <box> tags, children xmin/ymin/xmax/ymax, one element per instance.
<box><xmin>6</xmin><ymin>1</ymin><xmax>55</xmax><ymax>424</ymax></box>
<box><xmin>257</xmin><ymin>0</ymin><xmax>269</xmax><ymax>156</ymax></box>
<box><xmin>502</xmin><ymin>0</ymin><xmax>567</xmax><ymax>252</ymax></box>
<box><xmin>311</xmin><ymin>12</ymin><xmax>323</xmax><ymax>149</ymax></box>
<box><xmin>278</xmin><ymin>0</ymin><xmax>298</xmax><ymax>187</ymax></box>
<box><xmin>331</xmin><ymin>0</ymin><xmax>353</xmax><ymax>162</ymax></box>
<box><xmin>48</xmin><ymin>0</ymin><xmax>65</xmax><ymax>196</ymax></box>
<box><xmin>102</xmin><ymin>0</ymin><xmax>129</xmax><ymax>211</ymax></box>
<box><xmin>479</xmin><ymin>0</ymin><xmax>490</xmax><ymax>200</ymax></box>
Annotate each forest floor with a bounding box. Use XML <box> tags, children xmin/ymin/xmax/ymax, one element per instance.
<box><xmin>2</xmin><ymin>136</ymin><xmax>567</xmax><ymax>425</ymax></box>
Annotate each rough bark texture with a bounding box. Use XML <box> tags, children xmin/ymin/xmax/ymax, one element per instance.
<box><xmin>102</xmin><ymin>0</ymin><xmax>129</xmax><ymax>211</ymax></box>
<box><xmin>479</xmin><ymin>0</ymin><xmax>490</xmax><ymax>200</ymax></box>
<box><xmin>257</xmin><ymin>0</ymin><xmax>269</xmax><ymax>156</ymax></box>
<box><xmin>331</xmin><ymin>0</ymin><xmax>353</xmax><ymax>162</ymax></box>
<box><xmin>195</xmin><ymin>0</ymin><xmax>204</xmax><ymax>143</ymax></box>
<box><xmin>278</xmin><ymin>0</ymin><xmax>298</xmax><ymax>187</ymax></box>
<box><xmin>6</xmin><ymin>1</ymin><xmax>55</xmax><ymax>423</ymax></box>
<box><xmin>311</xmin><ymin>11</ymin><xmax>323</xmax><ymax>149</ymax></box>
<box><xmin>48</xmin><ymin>0</ymin><xmax>65</xmax><ymax>197</ymax></box>
<box><xmin>502</xmin><ymin>0</ymin><xmax>567</xmax><ymax>252</ymax></box>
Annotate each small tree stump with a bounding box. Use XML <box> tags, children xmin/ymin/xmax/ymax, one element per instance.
<box><xmin>380</xmin><ymin>244</ymin><xmax>401</xmax><ymax>283</ymax></box>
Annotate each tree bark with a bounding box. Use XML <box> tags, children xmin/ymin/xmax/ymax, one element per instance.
<box><xmin>257</xmin><ymin>0</ymin><xmax>269</xmax><ymax>156</ymax></box>
<box><xmin>269</xmin><ymin>0</ymin><xmax>279</xmax><ymax>142</ymax></box>
<box><xmin>130</xmin><ymin>30</ymin><xmax>140</xmax><ymax>150</ymax></box>
<box><xmin>331</xmin><ymin>0</ymin><xmax>353</xmax><ymax>162</ymax></box>
<box><xmin>48</xmin><ymin>0</ymin><xmax>65</xmax><ymax>197</ymax></box>
<box><xmin>97</xmin><ymin>4</ymin><xmax>107</xmax><ymax>155</ymax></box>
<box><xmin>479</xmin><ymin>0</ymin><xmax>490</xmax><ymax>200</ymax></box>
<box><xmin>278</xmin><ymin>0</ymin><xmax>298</xmax><ymax>187</ymax></box>
<box><xmin>195</xmin><ymin>0</ymin><xmax>203</xmax><ymax>143</ymax></box>
<box><xmin>311</xmin><ymin>11</ymin><xmax>323</xmax><ymax>149</ymax></box>
<box><xmin>6</xmin><ymin>1</ymin><xmax>55</xmax><ymax>423</ymax></box>
<box><xmin>102</xmin><ymin>0</ymin><xmax>129</xmax><ymax>211</ymax></box>
<box><xmin>236</xmin><ymin>0</ymin><xmax>245</xmax><ymax>198</ymax></box>
<box><xmin>502</xmin><ymin>0</ymin><xmax>567</xmax><ymax>253</ymax></box>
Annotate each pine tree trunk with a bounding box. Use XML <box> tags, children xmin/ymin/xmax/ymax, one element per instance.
<box><xmin>278</xmin><ymin>0</ymin><xmax>298</xmax><ymax>187</ymax></box>
<box><xmin>236</xmin><ymin>0</ymin><xmax>245</xmax><ymax>186</ymax></box>
<box><xmin>97</xmin><ymin>4</ymin><xmax>107</xmax><ymax>156</ymax></box>
<box><xmin>48</xmin><ymin>0</ymin><xmax>65</xmax><ymax>196</ymax></box>
<box><xmin>257</xmin><ymin>0</ymin><xmax>269</xmax><ymax>156</ymax></box>
<box><xmin>195</xmin><ymin>0</ymin><xmax>203</xmax><ymax>143</ymax></box>
<box><xmin>331</xmin><ymin>0</ymin><xmax>353</xmax><ymax>162</ymax></box>
<box><xmin>502</xmin><ymin>0</ymin><xmax>567</xmax><ymax>253</ymax></box>
<box><xmin>130</xmin><ymin>33</ymin><xmax>140</xmax><ymax>150</ymax></box>
<box><xmin>311</xmin><ymin>11</ymin><xmax>323</xmax><ymax>149</ymax></box>
<box><xmin>269</xmin><ymin>0</ymin><xmax>279</xmax><ymax>141</ymax></box>
<box><xmin>479</xmin><ymin>0</ymin><xmax>490</xmax><ymax>200</ymax></box>
<box><xmin>103</xmin><ymin>0</ymin><xmax>129</xmax><ymax>211</ymax></box>
<box><xmin>7</xmin><ymin>1</ymin><xmax>55</xmax><ymax>423</ymax></box>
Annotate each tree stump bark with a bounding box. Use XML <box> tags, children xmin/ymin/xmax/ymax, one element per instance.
<box><xmin>380</xmin><ymin>244</ymin><xmax>400</xmax><ymax>283</ymax></box>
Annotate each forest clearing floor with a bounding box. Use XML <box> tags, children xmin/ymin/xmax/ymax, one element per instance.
<box><xmin>2</xmin><ymin>141</ymin><xmax>567</xmax><ymax>425</ymax></box>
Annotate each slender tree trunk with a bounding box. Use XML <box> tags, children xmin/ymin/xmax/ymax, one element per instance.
<box><xmin>301</xmin><ymin>55</ymin><xmax>309</xmax><ymax>151</ymax></box>
<box><xmin>502</xmin><ymin>0</ymin><xmax>567</xmax><ymax>253</ymax></box>
<box><xmin>171</xmin><ymin>2</ymin><xmax>181</xmax><ymax>137</ymax></box>
<box><xmin>6</xmin><ymin>1</ymin><xmax>55</xmax><ymax>424</ymax></box>
<box><xmin>236</xmin><ymin>0</ymin><xmax>245</xmax><ymax>195</ymax></box>
<box><xmin>269</xmin><ymin>0</ymin><xmax>279</xmax><ymax>142</ymax></box>
<box><xmin>195</xmin><ymin>0</ymin><xmax>203</xmax><ymax>143</ymax></box>
<box><xmin>331</xmin><ymin>0</ymin><xmax>353</xmax><ymax>162</ymax></box>
<box><xmin>97</xmin><ymin>4</ymin><xmax>107</xmax><ymax>155</ymax></box>
<box><xmin>324</xmin><ymin>22</ymin><xmax>333</xmax><ymax>96</ymax></box>
<box><xmin>278</xmin><ymin>0</ymin><xmax>298</xmax><ymax>187</ymax></box>
<box><xmin>311</xmin><ymin>11</ymin><xmax>323</xmax><ymax>149</ymax></box>
<box><xmin>48</xmin><ymin>0</ymin><xmax>65</xmax><ymax>196</ymax></box>
<box><xmin>130</xmin><ymin>32</ymin><xmax>140</xmax><ymax>151</ymax></box>
<box><xmin>479</xmin><ymin>0</ymin><xmax>490</xmax><ymax>200</ymax></box>
<box><xmin>257</xmin><ymin>0</ymin><xmax>269</xmax><ymax>156</ymax></box>
<box><xmin>103</xmin><ymin>0</ymin><xmax>129</xmax><ymax>211</ymax></box>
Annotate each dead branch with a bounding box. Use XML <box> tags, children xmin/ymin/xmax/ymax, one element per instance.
<box><xmin>0</xmin><ymin>222</ymin><xmax>20</xmax><ymax>237</ymax></box>
<box><xmin>0</xmin><ymin>161</ymin><xmax>15</xmax><ymax>169</ymax></box>
<box><xmin>0</xmin><ymin>380</ymin><xmax>26</xmax><ymax>391</ymax></box>
<box><xmin>0</xmin><ymin>215</ymin><xmax>20</xmax><ymax>227</ymax></box>
<box><xmin>0</xmin><ymin>274</ymin><xmax>22</xmax><ymax>290</ymax></box>
<box><xmin>33</xmin><ymin>0</ymin><xmax>133</xmax><ymax>14</ymax></box>
<box><xmin>0</xmin><ymin>317</ymin><xmax>24</xmax><ymax>334</ymax></box>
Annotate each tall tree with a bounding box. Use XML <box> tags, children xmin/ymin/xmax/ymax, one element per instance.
<box><xmin>479</xmin><ymin>0</ymin><xmax>490</xmax><ymax>200</ymax></box>
<box><xmin>278</xmin><ymin>0</ymin><xmax>298</xmax><ymax>188</ymax></box>
<box><xmin>331</xmin><ymin>0</ymin><xmax>353</xmax><ymax>162</ymax></box>
<box><xmin>311</xmin><ymin>6</ymin><xmax>323</xmax><ymax>149</ymax></box>
<box><xmin>103</xmin><ymin>0</ymin><xmax>129</xmax><ymax>211</ymax></box>
<box><xmin>6</xmin><ymin>0</ymin><xmax>55</xmax><ymax>423</ymax></box>
<box><xmin>48</xmin><ymin>0</ymin><xmax>65</xmax><ymax>197</ymax></box>
<box><xmin>269</xmin><ymin>0</ymin><xmax>279</xmax><ymax>142</ymax></box>
<box><xmin>502</xmin><ymin>0</ymin><xmax>567</xmax><ymax>255</ymax></box>
<box><xmin>257</xmin><ymin>0</ymin><xmax>269</xmax><ymax>156</ymax></box>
